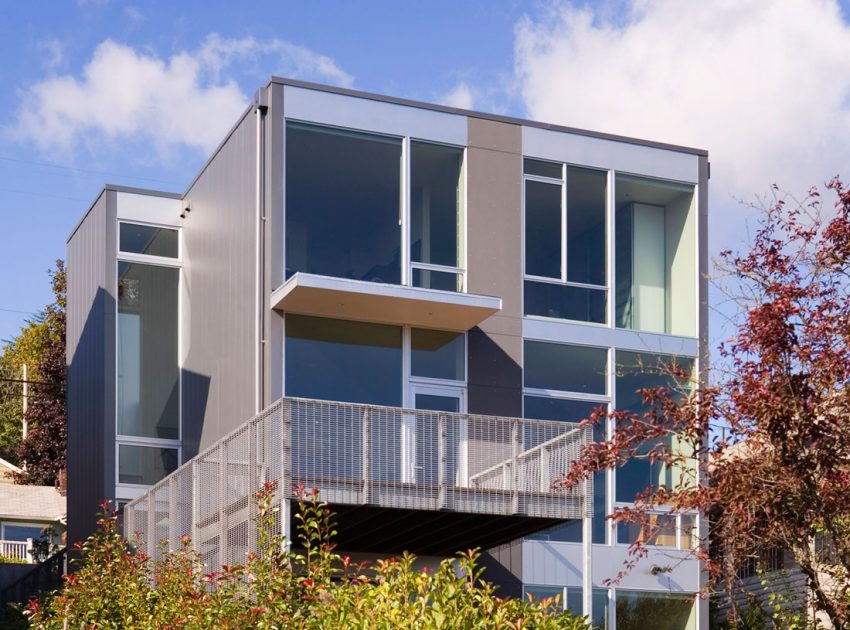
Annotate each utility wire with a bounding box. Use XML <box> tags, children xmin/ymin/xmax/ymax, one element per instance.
<box><xmin>0</xmin><ymin>307</ymin><xmax>38</xmax><ymax>315</ymax></box>
<box><xmin>0</xmin><ymin>155</ymin><xmax>183</xmax><ymax>188</ymax></box>
<box><xmin>0</xmin><ymin>377</ymin><xmax>55</xmax><ymax>386</ymax></box>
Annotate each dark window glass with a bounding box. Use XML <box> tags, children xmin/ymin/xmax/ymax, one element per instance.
<box><xmin>566</xmin><ymin>167</ymin><xmax>606</xmax><ymax>286</ymax></box>
<box><xmin>615</xmin><ymin>352</ymin><xmax>694</xmax><ymax>502</ymax></box>
<box><xmin>414</xmin><ymin>393</ymin><xmax>462</xmax><ymax>486</ymax></box>
<box><xmin>286</xmin><ymin>122</ymin><xmax>402</xmax><ymax>284</ymax></box>
<box><xmin>411</xmin><ymin>142</ymin><xmax>463</xmax><ymax>268</ymax></box>
<box><xmin>285</xmin><ymin>315</ymin><xmax>402</xmax><ymax>406</ymax></box>
<box><xmin>118</xmin><ymin>445</ymin><xmax>178</xmax><ymax>485</ymax></box>
<box><xmin>117</xmin><ymin>262</ymin><xmax>179</xmax><ymax>440</ymax></box>
<box><xmin>525</xmin><ymin>180</ymin><xmax>562</xmax><ymax>278</ymax></box>
<box><xmin>524</xmin><ymin>280</ymin><xmax>606</xmax><ymax>324</ymax></box>
<box><xmin>524</xmin><ymin>396</ymin><xmax>607</xmax><ymax>544</ymax></box>
<box><xmin>411</xmin><ymin>329</ymin><xmax>465</xmax><ymax>381</ymax></box>
<box><xmin>2</xmin><ymin>525</ymin><xmax>45</xmax><ymax>542</ymax></box>
<box><xmin>524</xmin><ymin>158</ymin><xmax>562</xmax><ymax>179</ymax></box>
<box><xmin>524</xmin><ymin>341</ymin><xmax>607</xmax><ymax>394</ymax></box>
<box><xmin>119</xmin><ymin>223</ymin><xmax>178</xmax><ymax>258</ymax></box>
<box><xmin>615</xmin><ymin>591</ymin><xmax>694</xmax><ymax>630</ymax></box>
<box><xmin>567</xmin><ymin>588</ymin><xmax>610</xmax><ymax>629</ymax></box>
<box><xmin>411</xmin><ymin>268</ymin><xmax>461</xmax><ymax>292</ymax></box>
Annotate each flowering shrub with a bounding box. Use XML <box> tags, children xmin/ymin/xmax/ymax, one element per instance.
<box><xmin>27</xmin><ymin>483</ymin><xmax>588</xmax><ymax>629</ymax></box>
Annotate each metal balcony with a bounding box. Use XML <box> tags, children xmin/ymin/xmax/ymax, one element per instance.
<box><xmin>124</xmin><ymin>397</ymin><xmax>592</xmax><ymax>568</ymax></box>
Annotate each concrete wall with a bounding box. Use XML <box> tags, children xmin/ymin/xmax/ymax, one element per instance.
<box><xmin>66</xmin><ymin>190</ymin><xmax>116</xmax><ymax>548</ymax></box>
<box><xmin>465</xmin><ymin>117</ymin><xmax>523</xmax><ymax>418</ymax></box>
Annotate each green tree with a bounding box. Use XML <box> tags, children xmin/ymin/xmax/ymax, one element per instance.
<box><xmin>0</xmin><ymin>261</ymin><xmax>65</xmax><ymax>482</ymax></box>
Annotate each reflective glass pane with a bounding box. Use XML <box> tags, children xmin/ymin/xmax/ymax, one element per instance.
<box><xmin>615</xmin><ymin>352</ymin><xmax>694</xmax><ymax>503</ymax></box>
<box><xmin>119</xmin><ymin>223</ymin><xmax>178</xmax><ymax>258</ymax></box>
<box><xmin>286</xmin><ymin>122</ymin><xmax>402</xmax><ymax>284</ymax></box>
<box><xmin>524</xmin><ymin>158</ymin><xmax>562</xmax><ymax>179</ymax></box>
<box><xmin>118</xmin><ymin>444</ymin><xmax>178</xmax><ymax>486</ymax></box>
<box><xmin>681</xmin><ymin>514</ymin><xmax>696</xmax><ymax>549</ymax></box>
<box><xmin>567</xmin><ymin>588</ymin><xmax>610</xmax><ymax>629</ymax></box>
<box><xmin>617</xmin><ymin>513</ymin><xmax>677</xmax><ymax>547</ymax></box>
<box><xmin>117</xmin><ymin>262</ymin><xmax>179</xmax><ymax>440</ymax></box>
<box><xmin>285</xmin><ymin>315</ymin><xmax>402</xmax><ymax>406</ymax></box>
<box><xmin>524</xmin><ymin>396</ymin><xmax>607</xmax><ymax>544</ymax></box>
<box><xmin>524</xmin><ymin>280</ymin><xmax>606</xmax><ymax>324</ymax></box>
<box><xmin>411</xmin><ymin>268</ymin><xmax>462</xmax><ymax>292</ymax></box>
<box><xmin>411</xmin><ymin>142</ymin><xmax>463</xmax><ymax>268</ymax></box>
<box><xmin>615</xmin><ymin>175</ymin><xmax>696</xmax><ymax>335</ymax></box>
<box><xmin>524</xmin><ymin>341</ymin><xmax>607</xmax><ymax>394</ymax></box>
<box><xmin>525</xmin><ymin>180</ymin><xmax>562</xmax><ymax>278</ymax></box>
<box><xmin>524</xmin><ymin>585</ymin><xmax>564</xmax><ymax>614</ymax></box>
<box><xmin>2</xmin><ymin>525</ymin><xmax>45</xmax><ymax>542</ymax></box>
<box><xmin>411</xmin><ymin>328</ymin><xmax>465</xmax><ymax>381</ymax></box>
<box><xmin>566</xmin><ymin>167</ymin><xmax>606</xmax><ymax>286</ymax></box>
<box><xmin>616</xmin><ymin>591</ymin><xmax>695</xmax><ymax>630</ymax></box>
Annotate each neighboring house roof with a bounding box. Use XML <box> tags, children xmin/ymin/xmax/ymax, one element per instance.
<box><xmin>0</xmin><ymin>457</ymin><xmax>22</xmax><ymax>484</ymax></box>
<box><xmin>0</xmin><ymin>484</ymin><xmax>65</xmax><ymax>523</ymax></box>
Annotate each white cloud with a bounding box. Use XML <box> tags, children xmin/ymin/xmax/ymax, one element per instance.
<box><xmin>38</xmin><ymin>39</ymin><xmax>65</xmax><ymax>72</ymax></box>
<box><xmin>439</xmin><ymin>82</ymin><xmax>475</xmax><ymax>110</ymax></box>
<box><xmin>11</xmin><ymin>35</ymin><xmax>353</xmax><ymax>157</ymax></box>
<box><xmin>514</xmin><ymin>0</ymin><xmax>850</xmax><ymax>245</ymax></box>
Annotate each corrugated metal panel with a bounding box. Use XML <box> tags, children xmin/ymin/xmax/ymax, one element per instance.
<box><xmin>67</xmin><ymin>189</ymin><xmax>116</xmax><ymax>548</ymax></box>
<box><xmin>181</xmin><ymin>109</ymin><xmax>258</xmax><ymax>457</ymax></box>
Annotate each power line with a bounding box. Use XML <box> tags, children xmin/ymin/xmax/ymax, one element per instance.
<box><xmin>0</xmin><ymin>377</ymin><xmax>55</xmax><ymax>386</ymax></box>
<box><xmin>0</xmin><ymin>154</ymin><xmax>183</xmax><ymax>188</ymax></box>
<box><xmin>0</xmin><ymin>307</ymin><xmax>38</xmax><ymax>316</ymax></box>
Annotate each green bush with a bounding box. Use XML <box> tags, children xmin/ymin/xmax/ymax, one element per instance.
<box><xmin>27</xmin><ymin>483</ymin><xmax>589</xmax><ymax>629</ymax></box>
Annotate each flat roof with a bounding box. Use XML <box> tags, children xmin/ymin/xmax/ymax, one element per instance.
<box><xmin>269</xmin><ymin>76</ymin><xmax>708</xmax><ymax>157</ymax></box>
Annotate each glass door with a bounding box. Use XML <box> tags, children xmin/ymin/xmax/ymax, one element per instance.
<box><xmin>409</xmin><ymin>384</ymin><xmax>466</xmax><ymax>487</ymax></box>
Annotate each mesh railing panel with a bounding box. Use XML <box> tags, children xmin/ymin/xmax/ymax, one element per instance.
<box><xmin>124</xmin><ymin>397</ymin><xmax>591</xmax><ymax>568</ymax></box>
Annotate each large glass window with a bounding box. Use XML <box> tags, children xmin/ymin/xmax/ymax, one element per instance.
<box><xmin>286</xmin><ymin>122</ymin><xmax>403</xmax><ymax>284</ymax></box>
<box><xmin>285</xmin><ymin>315</ymin><xmax>402</xmax><ymax>406</ymax></box>
<box><xmin>615</xmin><ymin>175</ymin><xmax>696</xmax><ymax>336</ymax></box>
<box><xmin>523</xmin><ymin>586</ymin><xmax>609</xmax><ymax>628</ymax></box>
<box><xmin>117</xmin><ymin>262</ymin><xmax>179</xmax><ymax>440</ymax></box>
<box><xmin>524</xmin><ymin>341</ymin><xmax>607</xmax><ymax>394</ymax></box>
<box><xmin>524</xmin><ymin>160</ymin><xmax>607</xmax><ymax>323</ymax></box>
<box><xmin>118</xmin><ymin>444</ymin><xmax>179</xmax><ymax>486</ymax></box>
<box><xmin>615</xmin><ymin>591</ymin><xmax>695</xmax><ymax>630</ymax></box>
<box><xmin>119</xmin><ymin>223</ymin><xmax>178</xmax><ymax>258</ymax></box>
<box><xmin>411</xmin><ymin>328</ymin><xmax>465</xmax><ymax>381</ymax></box>
<box><xmin>615</xmin><ymin>351</ymin><xmax>694</xmax><ymax>503</ymax></box>
<box><xmin>410</xmin><ymin>141</ymin><xmax>464</xmax><ymax>272</ymax></box>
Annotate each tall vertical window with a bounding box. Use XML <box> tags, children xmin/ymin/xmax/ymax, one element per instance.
<box><xmin>614</xmin><ymin>351</ymin><xmax>694</xmax><ymax>504</ymax></box>
<box><xmin>410</xmin><ymin>142</ymin><xmax>464</xmax><ymax>291</ymax></box>
<box><xmin>285</xmin><ymin>122</ymin><xmax>466</xmax><ymax>292</ymax></box>
<box><xmin>116</xmin><ymin>222</ymin><xmax>180</xmax><ymax>491</ymax></box>
<box><xmin>615</xmin><ymin>175</ymin><xmax>696</xmax><ymax>336</ymax></box>
<box><xmin>523</xmin><ymin>340</ymin><xmax>608</xmax><ymax>543</ymax></box>
<box><xmin>523</xmin><ymin>159</ymin><xmax>607</xmax><ymax>323</ymax></box>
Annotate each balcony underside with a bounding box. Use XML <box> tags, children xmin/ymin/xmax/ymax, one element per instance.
<box><xmin>302</xmin><ymin>503</ymin><xmax>565</xmax><ymax>556</ymax></box>
<box><xmin>271</xmin><ymin>272</ymin><xmax>501</xmax><ymax>331</ymax></box>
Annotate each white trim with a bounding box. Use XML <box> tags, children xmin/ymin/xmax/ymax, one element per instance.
<box><xmin>523</xmin><ymin>388</ymin><xmax>609</xmax><ymax>403</ymax></box>
<box><xmin>401</xmin><ymin>135</ymin><xmax>411</xmax><ymax>286</ymax></box>
<box><xmin>116</xmin><ymin>251</ymin><xmax>181</xmax><ymax>268</ymax></box>
<box><xmin>523</xmin><ymin>125</ymin><xmax>699</xmax><ymax>184</ymax></box>
<box><xmin>283</xmin><ymin>85</ymin><xmax>467</xmax><ymax>146</ymax></box>
<box><xmin>116</xmin><ymin>191</ymin><xmax>182</xmax><ymax>227</ymax></box>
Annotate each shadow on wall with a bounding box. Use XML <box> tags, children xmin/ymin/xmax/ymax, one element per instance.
<box><xmin>467</xmin><ymin>327</ymin><xmax>522</xmax><ymax>418</ymax></box>
<box><xmin>67</xmin><ymin>287</ymin><xmax>211</xmax><ymax>558</ymax></box>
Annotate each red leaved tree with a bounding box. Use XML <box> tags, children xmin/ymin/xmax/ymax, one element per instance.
<box><xmin>560</xmin><ymin>180</ymin><xmax>850</xmax><ymax>627</ymax></box>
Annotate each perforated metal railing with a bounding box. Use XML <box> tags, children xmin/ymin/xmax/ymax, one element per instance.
<box><xmin>124</xmin><ymin>396</ymin><xmax>592</xmax><ymax>569</ymax></box>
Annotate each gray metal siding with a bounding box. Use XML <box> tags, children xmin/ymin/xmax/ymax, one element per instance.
<box><xmin>466</xmin><ymin>117</ymin><xmax>524</xmax><ymax>418</ymax></box>
<box><xmin>181</xmin><ymin>109</ymin><xmax>258</xmax><ymax>456</ymax></box>
<box><xmin>67</xmin><ymin>190</ymin><xmax>116</xmax><ymax>548</ymax></box>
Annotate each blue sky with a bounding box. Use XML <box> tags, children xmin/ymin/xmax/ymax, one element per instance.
<box><xmin>1</xmin><ymin>0</ymin><xmax>850</xmax><ymax>348</ymax></box>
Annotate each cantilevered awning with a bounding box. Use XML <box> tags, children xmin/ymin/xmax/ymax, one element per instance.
<box><xmin>271</xmin><ymin>273</ymin><xmax>501</xmax><ymax>331</ymax></box>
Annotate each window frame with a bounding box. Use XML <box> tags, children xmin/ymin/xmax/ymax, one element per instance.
<box><xmin>283</xmin><ymin>120</ymin><xmax>468</xmax><ymax>293</ymax></box>
<box><xmin>115</xmin><ymin>221</ymin><xmax>182</xmax><ymax>498</ymax></box>
<box><xmin>522</xmin><ymin>159</ymin><xmax>611</xmax><ymax>325</ymax></box>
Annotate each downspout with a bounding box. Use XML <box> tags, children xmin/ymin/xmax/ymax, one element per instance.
<box><xmin>255</xmin><ymin>90</ymin><xmax>269</xmax><ymax>414</ymax></box>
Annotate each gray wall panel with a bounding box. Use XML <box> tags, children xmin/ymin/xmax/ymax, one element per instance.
<box><xmin>466</xmin><ymin>117</ymin><xmax>523</xmax><ymax>418</ymax></box>
<box><xmin>67</xmin><ymin>190</ymin><xmax>116</xmax><ymax>549</ymax></box>
<box><xmin>182</xmin><ymin>109</ymin><xmax>258</xmax><ymax>455</ymax></box>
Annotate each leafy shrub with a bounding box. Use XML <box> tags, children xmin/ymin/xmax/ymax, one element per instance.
<box><xmin>27</xmin><ymin>483</ymin><xmax>589</xmax><ymax>629</ymax></box>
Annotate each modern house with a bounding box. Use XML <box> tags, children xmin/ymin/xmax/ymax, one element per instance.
<box><xmin>66</xmin><ymin>77</ymin><xmax>708</xmax><ymax>629</ymax></box>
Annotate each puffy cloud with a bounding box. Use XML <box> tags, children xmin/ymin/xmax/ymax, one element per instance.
<box><xmin>439</xmin><ymin>82</ymin><xmax>475</xmax><ymax>110</ymax></box>
<box><xmin>11</xmin><ymin>35</ymin><xmax>353</xmax><ymax>156</ymax></box>
<box><xmin>514</xmin><ymin>0</ymin><xmax>850</xmax><ymax>244</ymax></box>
